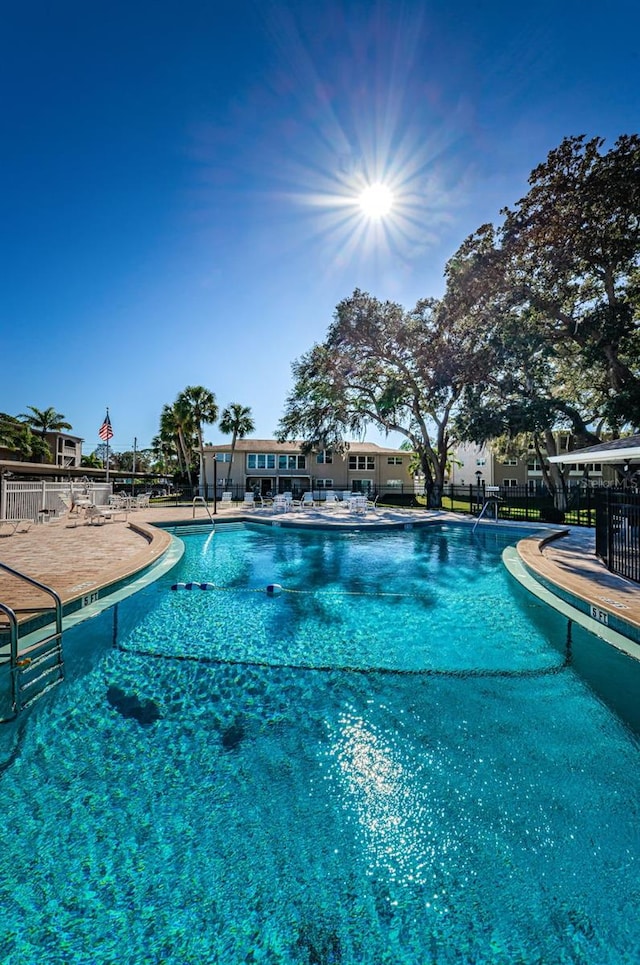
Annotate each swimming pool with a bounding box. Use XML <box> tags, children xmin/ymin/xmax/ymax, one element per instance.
<box><xmin>0</xmin><ymin>522</ymin><xmax>638</xmax><ymax>963</ymax></box>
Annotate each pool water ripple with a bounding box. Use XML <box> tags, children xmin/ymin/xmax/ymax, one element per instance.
<box><xmin>0</xmin><ymin>524</ymin><xmax>637</xmax><ymax>963</ymax></box>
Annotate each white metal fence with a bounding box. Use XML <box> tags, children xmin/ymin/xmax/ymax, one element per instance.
<box><xmin>0</xmin><ymin>479</ymin><xmax>113</xmax><ymax>521</ymax></box>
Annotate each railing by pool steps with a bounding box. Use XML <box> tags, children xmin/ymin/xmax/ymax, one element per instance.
<box><xmin>0</xmin><ymin>562</ymin><xmax>64</xmax><ymax>719</ymax></box>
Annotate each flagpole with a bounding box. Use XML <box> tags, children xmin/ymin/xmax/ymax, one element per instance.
<box><xmin>105</xmin><ymin>407</ymin><xmax>110</xmax><ymax>484</ymax></box>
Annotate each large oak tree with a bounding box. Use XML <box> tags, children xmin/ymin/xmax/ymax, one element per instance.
<box><xmin>277</xmin><ymin>289</ymin><xmax>490</xmax><ymax>506</ymax></box>
<box><xmin>446</xmin><ymin>134</ymin><xmax>640</xmax><ymax>487</ymax></box>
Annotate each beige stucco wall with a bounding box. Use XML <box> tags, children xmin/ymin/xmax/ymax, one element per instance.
<box><xmin>201</xmin><ymin>441</ymin><xmax>416</xmax><ymax>494</ymax></box>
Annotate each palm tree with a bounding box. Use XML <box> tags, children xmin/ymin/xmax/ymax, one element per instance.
<box><xmin>18</xmin><ymin>406</ymin><xmax>72</xmax><ymax>463</ymax></box>
<box><xmin>151</xmin><ymin>433</ymin><xmax>179</xmax><ymax>476</ymax></box>
<box><xmin>176</xmin><ymin>386</ymin><xmax>218</xmax><ymax>491</ymax></box>
<box><xmin>159</xmin><ymin>404</ymin><xmax>193</xmax><ymax>483</ymax></box>
<box><xmin>0</xmin><ymin>413</ymin><xmax>51</xmax><ymax>462</ymax></box>
<box><xmin>19</xmin><ymin>405</ymin><xmax>72</xmax><ymax>436</ymax></box>
<box><xmin>12</xmin><ymin>425</ymin><xmax>51</xmax><ymax>462</ymax></box>
<box><xmin>219</xmin><ymin>403</ymin><xmax>255</xmax><ymax>488</ymax></box>
<box><xmin>0</xmin><ymin>412</ymin><xmax>19</xmax><ymax>449</ymax></box>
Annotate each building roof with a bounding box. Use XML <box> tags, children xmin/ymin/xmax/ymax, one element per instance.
<box><xmin>0</xmin><ymin>458</ymin><xmax>149</xmax><ymax>480</ymax></box>
<box><xmin>548</xmin><ymin>433</ymin><xmax>640</xmax><ymax>465</ymax></box>
<box><xmin>203</xmin><ymin>439</ymin><xmax>410</xmax><ymax>456</ymax></box>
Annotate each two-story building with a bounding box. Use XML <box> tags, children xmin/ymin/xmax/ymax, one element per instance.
<box><xmin>0</xmin><ymin>431</ymin><xmax>83</xmax><ymax>471</ymax></box>
<box><xmin>200</xmin><ymin>439</ymin><xmax>416</xmax><ymax>498</ymax></box>
<box><xmin>45</xmin><ymin>432</ymin><xmax>84</xmax><ymax>468</ymax></box>
<box><xmin>447</xmin><ymin>438</ymin><xmax>609</xmax><ymax>490</ymax></box>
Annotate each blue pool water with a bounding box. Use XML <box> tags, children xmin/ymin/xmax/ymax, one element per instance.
<box><xmin>0</xmin><ymin>522</ymin><xmax>638</xmax><ymax>964</ymax></box>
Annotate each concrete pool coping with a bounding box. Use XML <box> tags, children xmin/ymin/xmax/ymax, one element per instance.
<box><xmin>1</xmin><ymin>504</ymin><xmax>639</xmax><ymax>652</ymax></box>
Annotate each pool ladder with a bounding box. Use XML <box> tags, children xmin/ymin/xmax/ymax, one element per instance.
<box><xmin>0</xmin><ymin>562</ymin><xmax>64</xmax><ymax>721</ymax></box>
<box><xmin>472</xmin><ymin>497</ymin><xmax>501</xmax><ymax>534</ymax></box>
<box><xmin>192</xmin><ymin>496</ymin><xmax>215</xmax><ymax>525</ymax></box>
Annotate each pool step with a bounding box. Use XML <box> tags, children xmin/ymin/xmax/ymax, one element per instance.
<box><xmin>165</xmin><ymin>523</ymin><xmax>216</xmax><ymax>535</ymax></box>
<box><xmin>17</xmin><ymin>634</ymin><xmax>65</xmax><ymax>711</ymax></box>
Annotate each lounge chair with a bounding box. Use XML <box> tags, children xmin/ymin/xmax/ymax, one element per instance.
<box><xmin>324</xmin><ymin>491</ymin><xmax>340</xmax><ymax>510</ymax></box>
<box><xmin>85</xmin><ymin>504</ymin><xmax>116</xmax><ymax>525</ymax></box>
<box><xmin>242</xmin><ymin>493</ymin><xmax>256</xmax><ymax>511</ymax></box>
<box><xmin>301</xmin><ymin>493</ymin><xmax>315</xmax><ymax>508</ymax></box>
<box><xmin>220</xmin><ymin>492</ymin><xmax>234</xmax><ymax>507</ymax></box>
<box><xmin>0</xmin><ymin>518</ymin><xmax>33</xmax><ymax>537</ymax></box>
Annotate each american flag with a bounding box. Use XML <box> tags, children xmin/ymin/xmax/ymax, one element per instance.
<box><xmin>99</xmin><ymin>411</ymin><xmax>113</xmax><ymax>442</ymax></box>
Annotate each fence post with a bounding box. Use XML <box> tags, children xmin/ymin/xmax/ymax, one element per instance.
<box><xmin>606</xmin><ymin>489</ymin><xmax>613</xmax><ymax>569</ymax></box>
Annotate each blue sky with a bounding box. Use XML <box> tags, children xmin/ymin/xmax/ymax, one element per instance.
<box><xmin>2</xmin><ymin>0</ymin><xmax>638</xmax><ymax>455</ymax></box>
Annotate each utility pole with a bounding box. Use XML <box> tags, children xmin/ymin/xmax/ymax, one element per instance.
<box><xmin>132</xmin><ymin>437</ymin><xmax>137</xmax><ymax>495</ymax></box>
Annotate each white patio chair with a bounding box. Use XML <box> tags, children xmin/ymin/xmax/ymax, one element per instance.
<box><xmin>85</xmin><ymin>504</ymin><xmax>115</xmax><ymax>525</ymax></box>
<box><xmin>242</xmin><ymin>493</ymin><xmax>256</xmax><ymax>510</ymax></box>
<box><xmin>301</xmin><ymin>493</ymin><xmax>315</xmax><ymax>508</ymax></box>
<box><xmin>220</xmin><ymin>492</ymin><xmax>234</xmax><ymax>508</ymax></box>
<box><xmin>323</xmin><ymin>491</ymin><xmax>340</xmax><ymax>510</ymax></box>
<box><xmin>348</xmin><ymin>495</ymin><xmax>367</xmax><ymax>514</ymax></box>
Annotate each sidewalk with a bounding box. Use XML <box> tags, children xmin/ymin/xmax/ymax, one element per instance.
<box><xmin>517</xmin><ymin>526</ymin><xmax>640</xmax><ymax>635</ymax></box>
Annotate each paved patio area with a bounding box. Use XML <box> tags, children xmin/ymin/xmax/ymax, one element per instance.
<box><xmin>0</xmin><ymin>502</ymin><xmax>638</xmax><ymax>637</ymax></box>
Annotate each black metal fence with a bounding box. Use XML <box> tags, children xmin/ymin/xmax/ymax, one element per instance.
<box><xmin>595</xmin><ymin>490</ymin><xmax>640</xmax><ymax>584</ymax></box>
<box><xmin>146</xmin><ymin>482</ymin><xmax>640</xmax><ymax>583</ymax></box>
<box><xmin>440</xmin><ymin>484</ymin><xmax>598</xmax><ymax>526</ymax></box>
<box><xmin>148</xmin><ymin>482</ymin><xmax>601</xmax><ymax>522</ymax></box>
<box><xmin>147</xmin><ymin>483</ymin><xmax>419</xmax><ymax>505</ymax></box>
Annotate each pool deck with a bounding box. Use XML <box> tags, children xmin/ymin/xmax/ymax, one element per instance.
<box><xmin>0</xmin><ymin>503</ymin><xmax>639</xmax><ymax>638</ymax></box>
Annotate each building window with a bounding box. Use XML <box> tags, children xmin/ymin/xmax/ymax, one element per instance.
<box><xmin>503</xmin><ymin>479</ymin><xmax>518</xmax><ymax>488</ymax></box>
<box><xmin>570</xmin><ymin>462</ymin><xmax>603</xmax><ymax>473</ymax></box>
<box><xmin>476</xmin><ymin>458</ymin><xmax>486</xmax><ymax>467</ymax></box>
<box><xmin>386</xmin><ymin>479</ymin><xmax>402</xmax><ymax>488</ymax></box>
<box><xmin>247</xmin><ymin>453</ymin><xmax>276</xmax><ymax>470</ymax></box>
<box><xmin>351</xmin><ymin>479</ymin><xmax>372</xmax><ymax>493</ymax></box>
<box><xmin>348</xmin><ymin>455</ymin><xmax>375</xmax><ymax>471</ymax></box>
<box><xmin>502</xmin><ymin>458</ymin><xmax>517</xmax><ymax>466</ymax></box>
<box><xmin>387</xmin><ymin>456</ymin><xmax>403</xmax><ymax>465</ymax></box>
<box><xmin>215</xmin><ymin>453</ymin><xmax>232</xmax><ymax>463</ymax></box>
<box><xmin>316</xmin><ymin>450</ymin><xmax>333</xmax><ymax>465</ymax></box>
<box><xmin>278</xmin><ymin>454</ymin><xmax>306</xmax><ymax>470</ymax></box>
<box><xmin>316</xmin><ymin>479</ymin><xmax>334</xmax><ymax>489</ymax></box>
<box><xmin>527</xmin><ymin>459</ymin><xmax>543</xmax><ymax>472</ymax></box>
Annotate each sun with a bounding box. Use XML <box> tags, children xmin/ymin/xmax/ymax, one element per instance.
<box><xmin>358</xmin><ymin>182</ymin><xmax>394</xmax><ymax>220</ymax></box>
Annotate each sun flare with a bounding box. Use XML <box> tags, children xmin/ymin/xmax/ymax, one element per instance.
<box><xmin>358</xmin><ymin>182</ymin><xmax>394</xmax><ymax>220</ymax></box>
